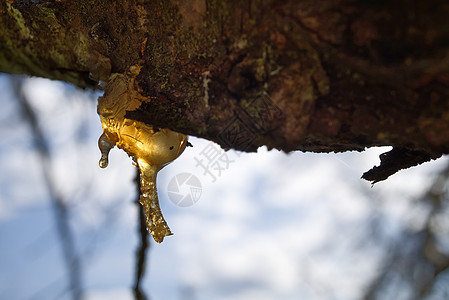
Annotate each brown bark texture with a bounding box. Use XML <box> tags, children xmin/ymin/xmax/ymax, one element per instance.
<box><xmin>1</xmin><ymin>0</ymin><xmax>448</xmax><ymax>182</ymax></box>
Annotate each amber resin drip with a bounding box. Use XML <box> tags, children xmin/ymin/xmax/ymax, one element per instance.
<box><xmin>97</xmin><ymin>67</ymin><xmax>187</xmax><ymax>243</ymax></box>
<box><xmin>138</xmin><ymin>160</ymin><xmax>172</xmax><ymax>242</ymax></box>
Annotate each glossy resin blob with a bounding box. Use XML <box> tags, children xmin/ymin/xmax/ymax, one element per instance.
<box><xmin>97</xmin><ymin>67</ymin><xmax>187</xmax><ymax>243</ymax></box>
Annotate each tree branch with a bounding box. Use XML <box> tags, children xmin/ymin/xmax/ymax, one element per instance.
<box><xmin>1</xmin><ymin>0</ymin><xmax>448</xmax><ymax>182</ymax></box>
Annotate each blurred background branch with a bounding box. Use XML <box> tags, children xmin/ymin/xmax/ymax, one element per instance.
<box><xmin>363</xmin><ymin>163</ymin><xmax>449</xmax><ymax>300</ymax></box>
<box><xmin>134</xmin><ymin>170</ymin><xmax>150</xmax><ymax>300</ymax></box>
<box><xmin>11</xmin><ymin>76</ymin><xmax>83</xmax><ymax>300</ymax></box>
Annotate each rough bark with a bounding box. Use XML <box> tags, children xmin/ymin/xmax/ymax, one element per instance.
<box><xmin>1</xmin><ymin>0</ymin><xmax>448</xmax><ymax>182</ymax></box>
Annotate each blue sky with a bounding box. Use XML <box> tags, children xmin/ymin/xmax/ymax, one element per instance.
<box><xmin>0</xmin><ymin>75</ymin><xmax>448</xmax><ymax>300</ymax></box>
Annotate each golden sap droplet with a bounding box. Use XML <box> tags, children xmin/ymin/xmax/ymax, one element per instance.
<box><xmin>96</xmin><ymin>68</ymin><xmax>188</xmax><ymax>243</ymax></box>
<box><xmin>98</xmin><ymin>132</ymin><xmax>115</xmax><ymax>169</ymax></box>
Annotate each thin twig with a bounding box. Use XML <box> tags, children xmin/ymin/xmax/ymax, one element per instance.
<box><xmin>134</xmin><ymin>169</ymin><xmax>150</xmax><ymax>300</ymax></box>
<box><xmin>12</xmin><ymin>76</ymin><xmax>83</xmax><ymax>300</ymax></box>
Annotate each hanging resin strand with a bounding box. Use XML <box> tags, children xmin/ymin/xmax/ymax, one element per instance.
<box><xmin>138</xmin><ymin>160</ymin><xmax>172</xmax><ymax>242</ymax></box>
<box><xmin>97</xmin><ymin>68</ymin><xmax>187</xmax><ymax>243</ymax></box>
